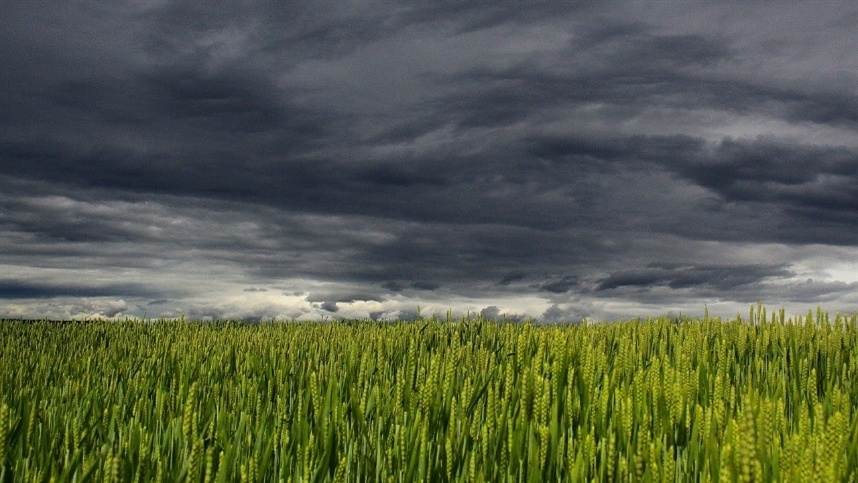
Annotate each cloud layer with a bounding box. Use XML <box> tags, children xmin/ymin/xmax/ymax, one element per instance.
<box><xmin>1</xmin><ymin>2</ymin><xmax>856</xmax><ymax>321</ymax></box>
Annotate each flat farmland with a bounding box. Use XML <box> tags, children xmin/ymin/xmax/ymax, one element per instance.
<box><xmin>1</xmin><ymin>307</ymin><xmax>856</xmax><ymax>481</ymax></box>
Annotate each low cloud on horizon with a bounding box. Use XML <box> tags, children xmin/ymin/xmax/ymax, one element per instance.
<box><xmin>1</xmin><ymin>2</ymin><xmax>856</xmax><ymax>322</ymax></box>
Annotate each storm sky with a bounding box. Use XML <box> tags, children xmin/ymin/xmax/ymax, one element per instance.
<box><xmin>1</xmin><ymin>1</ymin><xmax>856</xmax><ymax>322</ymax></box>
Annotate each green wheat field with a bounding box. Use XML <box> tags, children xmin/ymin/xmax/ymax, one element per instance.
<box><xmin>1</xmin><ymin>305</ymin><xmax>856</xmax><ymax>482</ymax></box>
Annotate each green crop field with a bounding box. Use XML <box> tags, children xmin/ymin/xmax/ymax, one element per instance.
<box><xmin>1</xmin><ymin>306</ymin><xmax>856</xmax><ymax>482</ymax></box>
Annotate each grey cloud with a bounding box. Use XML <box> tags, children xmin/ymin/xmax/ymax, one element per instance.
<box><xmin>356</xmin><ymin>163</ymin><xmax>449</xmax><ymax>189</ymax></box>
<box><xmin>676</xmin><ymin>140</ymin><xmax>858</xmax><ymax>215</ymax></box>
<box><xmin>761</xmin><ymin>280</ymin><xmax>858</xmax><ymax>305</ymax></box>
<box><xmin>381</xmin><ymin>281</ymin><xmax>405</xmax><ymax>292</ymax></box>
<box><xmin>396</xmin><ymin>308</ymin><xmax>422</xmax><ymax>321</ymax></box>
<box><xmin>586</xmin><ymin>264</ymin><xmax>858</xmax><ymax>311</ymax></box>
<box><xmin>497</xmin><ymin>271</ymin><xmax>526</xmax><ymax>286</ymax></box>
<box><xmin>540</xmin><ymin>276</ymin><xmax>579</xmax><ymax>294</ymax></box>
<box><xmin>147</xmin><ymin>68</ymin><xmax>296</xmax><ymax>134</ymax></box>
<box><xmin>304</xmin><ymin>291</ymin><xmax>386</xmax><ymax>316</ymax></box>
<box><xmin>524</xmin><ymin>134</ymin><xmax>858</xmax><ymax>245</ymax></box>
<box><xmin>440</xmin><ymin>49</ymin><xmax>855</xmax><ymax>136</ymax></box>
<box><xmin>1</xmin><ymin>2</ymin><xmax>856</xmax><ymax>321</ymax></box>
<box><xmin>541</xmin><ymin>304</ymin><xmax>589</xmax><ymax>324</ymax></box>
<box><xmin>401</xmin><ymin>2</ymin><xmax>584</xmax><ymax>34</ymax></box>
<box><xmin>596</xmin><ymin>264</ymin><xmax>792</xmax><ymax>292</ymax></box>
<box><xmin>3</xmin><ymin>6</ymin><xmax>853</xmax><ymax>243</ymax></box>
<box><xmin>0</xmin><ymin>282</ymin><xmax>162</xmax><ymax>300</ymax></box>
<box><xmin>306</xmin><ymin>292</ymin><xmax>385</xmax><ymax>304</ymax></box>
<box><xmin>382</xmin><ymin>281</ymin><xmax>441</xmax><ymax>293</ymax></box>
<box><xmin>480</xmin><ymin>306</ymin><xmax>501</xmax><ymax>320</ymax></box>
<box><xmin>410</xmin><ymin>281</ymin><xmax>441</xmax><ymax>291</ymax></box>
<box><xmin>477</xmin><ymin>306</ymin><xmax>529</xmax><ymax>322</ymax></box>
<box><xmin>139</xmin><ymin>2</ymin><xmax>407</xmax><ymax>67</ymax></box>
<box><xmin>319</xmin><ymin>301</ymin><xmax>339</xmax><ymax>313</ymax></box>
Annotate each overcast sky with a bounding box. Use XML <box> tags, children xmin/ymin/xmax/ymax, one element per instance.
<box><xmin>1</xmin><ymin>1</ymin><xmax>856</xmax><ymax>322</ymax></box>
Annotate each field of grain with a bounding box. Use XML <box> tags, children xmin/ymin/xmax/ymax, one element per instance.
<box><xmin>1</xmin><ymin>306</ymin><xmax>856</xmax><ymax>481</ymax></box>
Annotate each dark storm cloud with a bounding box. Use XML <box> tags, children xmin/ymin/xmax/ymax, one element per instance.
<box><xmin>381</xmin><ymin>281</ymin><xmax>441</xmax><ymax>292</ymax></box>
<box><xmin>410</xmin><ymin>281</ymin><xmax>441</xmax><ymax>291</ymax></box>
<box><xmin>593</xmin><ymin>272</ymin><xmax>858</xmax><ymax>309</ymax></box>
<box><xmin>2</xmin><ymin>3</ymin><xmax>853</xmax><ymax>238</ymax></box>
<box><xmin>595</xmin><ymin>264</ymin><xmax>791</xmax><ymax>292</ymax></box>
<box><xmin>437</xmin><ymin>42</ymin><xmax>856</xmax><ymax>140</ymax></box>
<box><xmin>540</xmin><ymin>276</ymin><xmax>579</xmax><ymax>294</ymax></box>
<box><xmin>0</xmin><ymin>68</ymin><xmax>330</xmax><ymax>197</ymax></box>
<box><xmin>767</xmin><ymin>280</ymin><xmax>858</xmax><ymax>305</ymax></box>
<box><xmin>542</xmin><ymin>303</ymin><xmax>591</xmax><ymax>324</ymax></box>
<box><xmin>1</xmin><ymin>1</ymin><xmax>856</xmax><ymax>320</ymax></box>
<box><xmin>306</xmin><ymin>292</ymin><xmax>385</xmax><ymax>304</ymax></box>
<box><xmin>437</xmin><ymin>31</ymin><xmax>739</xmax><ymax>127</ymax></box>
<box><xmin>524</xmin><ymin>134</ymin><xmax>858</xmax><ymax>244</ymax></box>
<box><xmin>319</xmin><ymin>301</ymin><xmax>339</xmax><ymax>313</ymax></box>
<box><xmin>147</xmin><ymin>69</ymin><xmax>296</xmax><ymax>134</ymax></box>
<box><xmin>676</xmin><ymin>141</ymin><xmax>858</xmax><ymax>217</ymax></box>
<box><xmin>402</xmin><ymin>2</ymin><xmax>583</xmax><ymax>33</ymax></box>
<box><xmin>0</xmin><ymin>281</ymin><xmax>162</xmax><ymax>300</ymax></box>
<box><xmin>479</xmin><ymin>306</ymin><xmax>501</xmax><ymax>320</ymax></box>
<box><xmin>497</xmin><ymin>272</ymin><xmax>527</xmax><ymax>286</ymax></box>
<box><xmin>353</xmin><ymin>223</ymin><xmax>616</xmax><ymax>293</ymax></box>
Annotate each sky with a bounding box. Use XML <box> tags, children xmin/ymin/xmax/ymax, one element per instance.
<box><xmin>1</xmin><ymin>1</ymin><xmax>856</xmax><ymax>322</ymax></box>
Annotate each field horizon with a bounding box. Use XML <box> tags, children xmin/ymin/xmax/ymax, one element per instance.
<box><xmin>2</xmin><ymin>304</ymin><xmax>856</xmax><ymax>481</ymax></box>
<box><xmin>3</xmin><ymin>303</ymin><xmax>856</xmax><ymax>327</ymax></box>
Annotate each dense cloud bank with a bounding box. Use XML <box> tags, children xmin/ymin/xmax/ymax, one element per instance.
<box><xmin>1</xmin><ymin>2</ymin><xmax>856</xmax><ymax>321</ymax></box>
